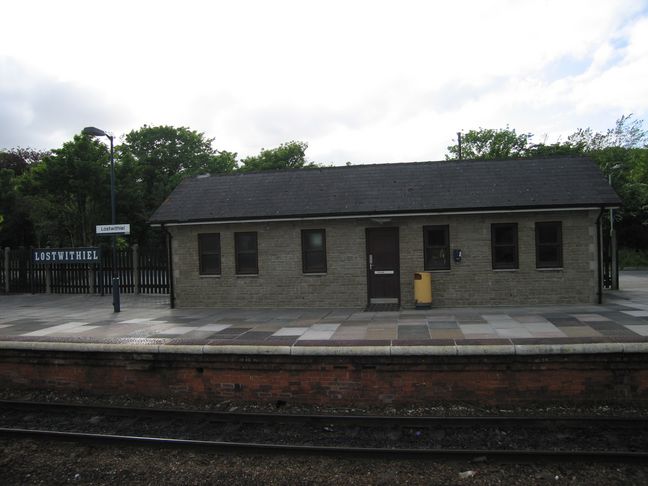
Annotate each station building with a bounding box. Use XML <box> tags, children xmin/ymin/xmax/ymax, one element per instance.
<box><xmin>149</xmin><ymin>157</ymin><xmax>620</xmax><ymax>308</ymax></box>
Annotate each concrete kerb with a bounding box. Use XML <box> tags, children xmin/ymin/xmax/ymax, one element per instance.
<box><xmin>0</xmin><ymin>341</ymin><xmax>161</xmax><ymax>354</ymax></box>
<box><xmin>201</xmin><ymin>345</ymin><xmax>292</xmax><ymax>355</ymax></box>
<box><xmin>513</xmin><ymin>342</ymin><xmax>627</xmax><ymax>355</ymax></box>
<box><xmin>390</xmin><ymin>345</ymin><xmax>457</xmax><ymax>356</ymax></box>
<box><xmin>2</xmin><ymin>341</ymin><xmax>648</xmax><ymax>356</ymax></box>
<box><xmin>456</xmin><ymin>344</ymin><xmax>516</xmax><ymax>355</ymax></box>
<box><xmin>290</xmin><ymin>345</ymin><xmax>391</xmax><ymax>356</ymax></box>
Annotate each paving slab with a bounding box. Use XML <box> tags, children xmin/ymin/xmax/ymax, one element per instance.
<box><xmin>2</xmin><ymin>271</ymin><xmax>648</xmax><ymax>356</ymax></box>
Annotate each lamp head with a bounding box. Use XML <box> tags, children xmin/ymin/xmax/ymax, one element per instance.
<box><xmin>82</xmin><ymin>126</ymin><xmax>108</xmax><ymax>137</ymax></box>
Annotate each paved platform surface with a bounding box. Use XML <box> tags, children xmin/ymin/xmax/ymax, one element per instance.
<box><xmin>1</xmin><ymin>271</ymin><xmax>648</xmax><ymax>355</ymax></box>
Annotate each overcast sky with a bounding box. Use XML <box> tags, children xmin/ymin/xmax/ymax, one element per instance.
<box><xmin>1</xmin><ymin>0</ymin><xmax>647</xmax><ymax>164</ymax></box>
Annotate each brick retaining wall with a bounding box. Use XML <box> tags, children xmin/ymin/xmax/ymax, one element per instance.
<box><xmin>1</xmin><ymin>350</ymin><xmax>647</xmax><ymax>404</ymax></box>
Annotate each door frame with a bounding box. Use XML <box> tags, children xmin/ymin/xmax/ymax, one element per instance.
<box><xmin>365</xmin><ymin>227</ymin><xmax>401</xmax><ymax>306</ymax></box>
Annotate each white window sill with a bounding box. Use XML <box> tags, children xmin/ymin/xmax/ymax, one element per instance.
<box><xmin>236</xmin><ymin>274</ymin><xmax>259</xmax><ymax>277</ymax></box>
<box><xmin>303</xmin><ymin>272</ymin><xmax>327</xmax><ymax>276</ymax></box>
<box><xmin>536</xmin><ymin>267</ymin><xmax>563</xmax><ymax>271</ymax></box>
<box><xmin>199</xmin><ymin>274</ymin><xmax>221</xmax><ymax>278</ymax></box>
<box><xmin>493</xmin><ymin>268</ymin><xmax>518</xmax><ymax>272</ymax></box>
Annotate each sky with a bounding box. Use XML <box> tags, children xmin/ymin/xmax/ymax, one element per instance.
<box><xmin>1</xmin><ymin>0</ymin><xmax>647</xmax><ymax>165</ymax></box>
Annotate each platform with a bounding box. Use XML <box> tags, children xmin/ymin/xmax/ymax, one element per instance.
<box><xmin>1</xmin><ymin>271</ymin><xmax>648</xmax><ymax>356</ymax></box>
<box><xmin>1</xmin><ymin>272</ymin><xmax>648</xmax><ymax>405</ymax></box>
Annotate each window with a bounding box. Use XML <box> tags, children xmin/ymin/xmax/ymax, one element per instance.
<box><xmin>423</xmin><ymin>225</ymin><xmax>450</xmax><ymax>270</ymax></box>
<box><xmin>302</xmin><ymin>229</ymin><xmax>327</xmax><ymax>273</ymax></box>
<box><xmin>198</xmin><ymin>233</ymin><xmax>221</xmax><ymax>275</ymax></box>
<box><xmin>536</xmin><ymin>222</ymin><xmax>563</xmax><ymax>268</ymax></box>
<box><xmin>235</xmin><ymin>232</ymin><xmax>258</xmax><ymax>274</ymax></box>
<box><xmin>491</xmin><ymin>223</ymin><xmax>518</xmax><ymax>269</ymax></box>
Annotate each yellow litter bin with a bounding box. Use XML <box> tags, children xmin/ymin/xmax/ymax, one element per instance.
<box><xmin>414</xmin><ymin>272</ymin><xmax>432</xmax><ymax>308</ymax></box>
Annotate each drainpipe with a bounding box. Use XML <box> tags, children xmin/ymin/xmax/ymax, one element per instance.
<box><xmin>596</xmin><ymin>208</ymin><xmax>604</xmax><ymax>304</ymax></box>
<box><xmin>161</xmin><ymin>224</ymin><xmax>175</xmax><ymax>309</ymax></box>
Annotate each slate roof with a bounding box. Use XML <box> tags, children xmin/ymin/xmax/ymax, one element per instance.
<box><xmin>149</xmin><ymin>157</ymin><xmax>621</xmax><ymax>224</ymax></box>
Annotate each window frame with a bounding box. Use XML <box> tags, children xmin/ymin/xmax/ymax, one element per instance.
<box><xmin>423</xmin><ymin>225</ymin><xmax>450</xmax><ymax>271</ymax></box>
<box><xmin>234</xmin><ymin>232</ymin><xmax>258</xmax><ymax>275</ymax></box>
<box><xmin>301</xmin><ymin>229</ymin><xmax>327</xmax><ymax>274</ymax></box>
<box><xmin>535</xmin><ymin>221</ymin><xmax>563</xmax><ymax>269</ymax></box>
<box><xmin>198</xmin><ymin>233</ymin><xmax>221</xmax><ymax>275</ymax></box>
<box><xmin>491</xmin><ymin>223</ymin><xmax>519</xmax><ymax>270</ymax></box>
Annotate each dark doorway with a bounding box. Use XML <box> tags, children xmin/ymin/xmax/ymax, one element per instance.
<box><xmin>366</xmin><ymin>227</ymin><xmax>400</xmax><ymax>305</ymax></box>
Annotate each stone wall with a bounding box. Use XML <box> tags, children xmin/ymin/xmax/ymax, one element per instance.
<box><xmin>169</xmin><ymin>209</ymin><xmax>599</xmax><ymax>308</ymax></box>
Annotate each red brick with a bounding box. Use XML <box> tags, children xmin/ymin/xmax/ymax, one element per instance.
<box><xmin>1</xmin><ymin>351</ymin><xmax>648</xmax><ymax>405</ymax></box>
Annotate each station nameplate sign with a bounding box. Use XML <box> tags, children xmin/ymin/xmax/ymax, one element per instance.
<box><xmin>32</xmin><ymin>247</ymin><xmax>101</xmax><ymax>264</ymax></box>
<box><xmin>96</xmin><ymin>224</ymin><xmax>131</xmax><ymax>235</ymax></box>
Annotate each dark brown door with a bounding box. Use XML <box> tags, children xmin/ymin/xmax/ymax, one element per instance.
<box><xmin>366</xmin><ymin>227</ymin><xmax>400</xmax><ymax>304</ymax></box>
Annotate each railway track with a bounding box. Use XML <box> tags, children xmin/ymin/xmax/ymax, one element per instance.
<box><xmin>1</xmin><ymin>400</ymin><xmax>647</xmax><ymax>463</ymax></box>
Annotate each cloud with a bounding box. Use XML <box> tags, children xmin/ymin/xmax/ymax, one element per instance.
<box><xmin>0</xmin><ymin>1</ymin><xmax>646</xmax><ymax>163</ymax></box>
<box><xmin>0</xmin><ymin>58</ymin><xmax>132</xmax><ymax>150</ymax></box>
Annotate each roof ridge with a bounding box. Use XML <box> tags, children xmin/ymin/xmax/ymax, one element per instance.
<box><xmin>192</xmin><ymin>155</ymin><xmax>593</xmax><ymax>179</ymax></box>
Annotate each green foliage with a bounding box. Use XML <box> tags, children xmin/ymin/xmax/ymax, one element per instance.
<box><xmin>1</xmin><ymin>125</ymin><xmax>317</xmax><ymax>247</ymax></box>
<box><xmin>20</xmin><ymin>135</ymin><xmax>110</xmax><ymax>246</ymax></box>
<box><xmin>446</xmin><ymin>127</ymin><xmax>531</xmax><ymax>160</ymax></box>
<box><xmin>116</xmin><ymin>125</ymin><xmax>236</xmax><ymax>243</ymax></box>
<box><xmin>0</xmin><ymin>148</ymin><xmax>50</xmax><ymax>247</ymax></box>
<box><xmin>207</xmin><ymin>150</ymin><xmax>239</xmax><ymax>175</ymax></box>
<box><xmin>445</xmin><ymin>115</ymin><xmax>648</xmax><ymax>251</ymax></box>
<box><xmin>568</xmin><ymin>114</ymin><xmax>648</xmax><ymax>151</ymax></box>
<box><xmin>579</xmin><ymin>117</ymin><xmax>648</xmax><ymax>242</ymax></box>
<box><xmin>119</xmin><ymin>125</ymin><xmax>232</xmax><ymax>210</ymax></box>
<box><xmin>524</xmin><ymin>142</ymin><xmax>586</xmax><ymax>158</ymax></box>
<box><xmin>0</xmin><ymin>148</ymin><xmax>48</xmax><ymax>175</ymax></box>
<box><xmin>619</xmin><ymin>248</ymin><xmax>648</xmax><ymax>268</ymax></box>
<box><xmin>593</xmin><ymin>146</ymin><xmax>648</xmax><ymax>250</ymax></box>
<box><xmin>238</xmin><ymin>141</ymin><xmax>314</xmax><ymax>172</ymax></box>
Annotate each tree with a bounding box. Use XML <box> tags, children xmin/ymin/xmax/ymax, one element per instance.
<box><xmin>446</xmin><ymin>127</ymin><xmax>532</xmax><ymax>160</ymax></box>
<box><xmin>568</xmin><ymin>114</ymin><xmax>648</xmax><ymax>151</ymax></box>
<box><xmin>565</xmin><ymin>116</ymin><xmax>648</xmax><ymax>247</ymax></box>
<box><xmin>523</xmin><ymin>142</ymin><xmax>586</xmax><ymax>158</ymax></box>
<box><xmin>116</xmin><ymin>125</ymin><xmax>236</xmax><ymax>244</ymax></box>
<box><xmin>1</xmin><ymin>168</ymin><xmax>15</xmax><ymax>238</ymax></box>
<box><xmin>238</xmin><ymin>141</ymin><xmax>315</xmax><ymax>172</ymax></box>
<box><xmin>0</xmin><ymin>147</ymin><xmax>48</xmax><ymax>174</ymax></box>
<box><xmin>444</xmin><ymin>115</ymin><xmax>648</xmax><ymax>252</ymax></box>
<box><xmin>0</xmin><ymin>168</ymin><xmax>18</xmax><ymax>243</ymax></box>
<box><xmin>20</xmin><ymin>135</ymin><xmax>110</xmax><ymax>246</ymax></box>
<box><xmin>0</xmin><ymin>148</ymin><xmax>48</xmax><ymax>247</ymax></box>
<box><xmin>118</xmin><ymin>125</ymin><xmax>235</xmax><ymax>215</ymax></box>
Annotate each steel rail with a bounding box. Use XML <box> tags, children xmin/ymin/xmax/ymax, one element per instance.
<box><xmin>1</xmin><ymin>400</ymin><xmax>646</xmax><ymax>428</ymax></box>
<box><xmin>1</xmin><ymin>427</ymin><xmax>647</xmax><ymax>463</ymax></box>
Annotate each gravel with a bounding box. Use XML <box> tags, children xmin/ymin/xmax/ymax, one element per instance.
<box><xmin>3</xmin><ymin>439</ymin><xmax>648</xmax><ymax>485</ymax></box>
<box><xmin>3</xmin><ymin>389</ymin><xmax>648</xmax><ymax>418</ymax></box>
<box><xmin>2</xmin><ymin>389</ymin><xmax>648</xmax><ymax>484</ymax></box>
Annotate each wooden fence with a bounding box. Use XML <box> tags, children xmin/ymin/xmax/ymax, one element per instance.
<box><xmin>1</xmin><ymin>245</ymin><xmax>169</xmax><ymax>295</ymax></box>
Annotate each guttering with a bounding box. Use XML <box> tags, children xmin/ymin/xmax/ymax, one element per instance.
<box><xmin>160</xmin><ymin>224</ymin><xmax>175</xmax><ymax>309</ymax></box>
<box><xmin>151</xmin><ymin>206</ymin><xmax>619</xmax><ymax>227</ymax></box>
<box><xmin>596</xmin><ymin>208</ymin><xmax>604</xmax><ymax>304</ymax></box>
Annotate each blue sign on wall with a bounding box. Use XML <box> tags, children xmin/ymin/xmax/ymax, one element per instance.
<box><xmin>32</xmin><ymin>247</ymin><xmax>101</xmax><ymax>264</ymax></box>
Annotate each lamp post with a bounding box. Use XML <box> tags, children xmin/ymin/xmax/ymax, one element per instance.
<box><xmin>609</xmin><ymin>164</ymin><xmax>621</xmax><ymax>291</ymax></box>
<box><xmin>82</xmin><ymin>126</ymin><xmax>120</xmax><ymax>312</ymax></box>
